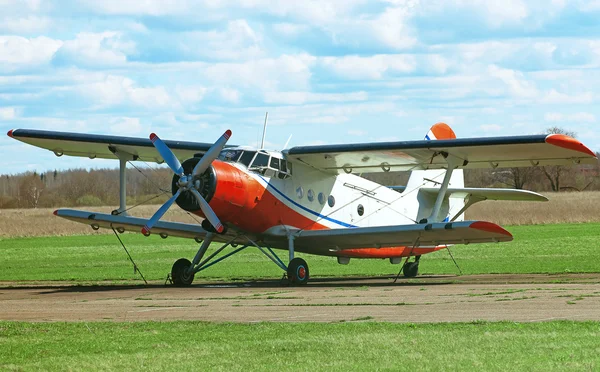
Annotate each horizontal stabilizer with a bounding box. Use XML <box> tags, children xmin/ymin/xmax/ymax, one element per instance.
<box><xmin>287</xmin><ymin>220</ymin><xmax>512</xmax><ymax>252</ymax></box>
<box><xmin>420</xmin><ymin>187</ymin><xmax>548</xmax><ymax>202</ymax></box>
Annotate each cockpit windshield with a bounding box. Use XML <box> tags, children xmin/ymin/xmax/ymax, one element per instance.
<box><xmin>218</xmin><ymin>149</ymin><xmax>243</xmax><ymax>162</ymax></box>
<box><xmin>217</xmin><ymin>148</ymin><xmax>291</xmax><ymax>178</ymax></box>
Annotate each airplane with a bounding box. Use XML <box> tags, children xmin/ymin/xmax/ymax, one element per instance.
<box><xmin>7</xmin><ymin>123</ymin><xmax>597</xmax><ymax>286</ymax></box>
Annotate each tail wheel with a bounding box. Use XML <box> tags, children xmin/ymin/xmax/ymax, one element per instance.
<box><xmin>287</xmin><ymin>258</ymin><xmax>309</xmax><ymax>285</ymax></box>
<box><xmin>172</xmin><ymin>258</ymin><xmax>195</xmax><ymax>286</ymax></box>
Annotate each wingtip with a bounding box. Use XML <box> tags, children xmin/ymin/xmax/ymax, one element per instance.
<box><xmin>545</xmin><ymin>134</ymin><xmax>597</xmax><ymax>158</ymax></box>
<box><xmin>470</xmin><ymin>221</ymin><xmax>513</xmax><ymax>238</ymax></box>
<box><xmin>7</xmin><ymin>129</ymin><xmax>13</xmax><ymax>138</ymax></box>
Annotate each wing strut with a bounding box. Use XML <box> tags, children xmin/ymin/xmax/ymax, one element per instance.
<box><xmin>108</xmin><ymin>146</ymin><xmax>139</xmax><ymax>216</ymax></box>
<box><xmin>428</xmin><ymin>154</ymin><xmax>465</xmax><ymax>222</ymax></box>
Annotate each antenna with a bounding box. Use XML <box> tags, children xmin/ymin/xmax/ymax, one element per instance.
<box><xmin>260</xmin><ymin>111</ymin><xmax>268</xmax><ymax>149</ymax></box>
<box><xmin>283</xmin><ymin>134</ymin><xmax>293</xmax><ymax>150</ymax></box>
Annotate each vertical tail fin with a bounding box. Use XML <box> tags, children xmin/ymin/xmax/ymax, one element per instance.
<box><xmin>406</xmin><ymin>123</ymin><xmax>465</xmax><ymax>222</ymax></box>
<box><xmin>425</xmin><ymin>122</ymin><xmax>456</xmax><ymax>141</ymax></box>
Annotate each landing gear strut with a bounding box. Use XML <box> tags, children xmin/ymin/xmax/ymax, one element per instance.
<box><xmin>403</xmin><ymin>255</ymin><xmax>421</xmax><ymax>278</ymax></box>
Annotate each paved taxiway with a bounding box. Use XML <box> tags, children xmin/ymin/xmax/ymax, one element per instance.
<box><xmin>1</xmin><ymin>274</ymin><xmax>599</xmax><ymax>323</ymax></box>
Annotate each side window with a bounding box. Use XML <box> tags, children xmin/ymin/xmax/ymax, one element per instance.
<box><xmin>270</xmin><ymin>157</ymin><xmax>280</xmax><ymax>170</ymax></box>
<box><xmin>296</xmin><ymin>186</ymin><xmax>304</xmax><ymax>199</ymax></box>
<box><xmin>318</xmin><ymin>192</ymin><xmax>326</xmax><ymax>205</ymax></box>
<box><xmin>307</xmin><ymin>189</ymin><xmax>315</xmax><ymax>202</ymax></box>
<box><xmin>328</xmin><ymin>195</ymin><xmax>335</xmax><ymax>207</ymax></box>
<box><xmin>239</xmin><ymin>151</ymin><xmax>256</xmax><ymax>167</ymax></box>
<box><xmin>357</xmin><ymin>204</ymin><xmax>364</xmax><ymax>216</ymax></box>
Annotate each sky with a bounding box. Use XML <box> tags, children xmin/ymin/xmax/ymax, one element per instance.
<box><xmin>1</xmin><ymin>0</ymin><xmax>600</xmax><ymax>174</ymax></box>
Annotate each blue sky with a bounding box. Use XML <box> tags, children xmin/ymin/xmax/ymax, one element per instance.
<box><xmin>1</xmin><ymin>0</ymin><xmax>600</xmax><ymax>173</ymax></box>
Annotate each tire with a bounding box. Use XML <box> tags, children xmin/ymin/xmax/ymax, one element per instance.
<box><xmin>171</xmin><ymin>258</ymin><xmax>195</xmax><ymax>286</ymax></box>
<box><xmin>287</xmin><ymin>258</ymin><xmax>309</xmax><ymax>285</ymax></box>
<box><xmin>403</xmin><ymin>261</ymin><xmax>419</xmax><ymax>278</ymax></box>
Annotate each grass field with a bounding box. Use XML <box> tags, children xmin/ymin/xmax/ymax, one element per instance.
<box><xmin>1</xmin><ymin>223</ymin><xmax>599</xmax><ymax>282</ymax></box>
<box><xmin>1</xmin><ymin>321</ymin><xmax>599</xmax><ymax>371</ymax></box>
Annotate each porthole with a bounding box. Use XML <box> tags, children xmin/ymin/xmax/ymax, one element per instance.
<box><xmin>296</xmin><ymin>186</ymin><xmax>304</xmax><ymax>199</ymax></box>
<box><xmin>357</xmin><ymin>204</ymin><xmax>364</xmax><ymax>216</ymax></box>
<box><xmin>327</xmin><ymin>195</ymin><xmax>335</xmax><ymax>207</ymax></box>
<box><xmin>307</xmin><ymin>189</ymin><xmax>315</xmax><ymax>202</ymax></box>
<box><xmin>318</xmin><ymin>192</ymin><xmax>326</xmax><ymax>205</ymax></box>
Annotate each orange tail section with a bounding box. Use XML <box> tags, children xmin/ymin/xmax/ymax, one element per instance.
<box><xmin>425</xmin><ymin>122</ymin><xmax>456</xmax><ymax>140</ymax></box>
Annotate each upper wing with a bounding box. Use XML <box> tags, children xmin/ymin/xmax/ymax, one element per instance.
<box><xmin>285</xmin><ymin>134</ymin><xmax>597</xmax><ymax>173</ymax></box>
<box><xmin>55</xmin><ymin>209</ymin><xmax>248</xmax><ymax>243</ymax></box>
<box><xmin>263</xmin><ymin>220</ymin><xmax>512</xmax><ymax>255</ymax></box>
<box><xmin>8</xmin><ymin>129</ymin><xmax>235</xmax><ymax>163</ymax></box>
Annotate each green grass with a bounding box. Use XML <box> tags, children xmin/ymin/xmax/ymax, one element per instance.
<box><xmin>1</xmin><ymin>223</ymin><xmax>599</xmax><ymax>282</ymax></box>
<box><xmin>1</xmin><ymin>321</ymin><xmax>599</xmax><ymax>371</ymax></box>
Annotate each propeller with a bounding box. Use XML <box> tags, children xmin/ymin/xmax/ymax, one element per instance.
<box><xmin>142</xmin><ymin>130</ymin><xmax>232</xmax><ymax>235</ymax></box>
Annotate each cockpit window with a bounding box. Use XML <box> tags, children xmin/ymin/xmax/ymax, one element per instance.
<box><xmin>218</xmin><ymin>149</ymin><xmax>243</xmax><ymax>162</ymax></box>
<box><xmin>251</xmin><ymin>153</ymin><xmax>269</xmax><ymax>168</ymax></box>
<box><xmin>239</xmin><ymin>151</ymin><xmax>256</xmax><ymax>167</ymax></box>
<box><xmin>269</xmin><ymin>157</ymin><xmax>280</xmax><ymax>170</ymax></box>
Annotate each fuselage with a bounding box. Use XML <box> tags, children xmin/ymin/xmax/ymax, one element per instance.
<box><xmin>181</xmin><ymin>147</ymin><xmax>466</xmax><ymax>260</ymax></box>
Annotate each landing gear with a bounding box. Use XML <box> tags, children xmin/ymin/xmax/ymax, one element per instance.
<box><xmin>172</xmin><ymin>258</ymin><xmax>195</xmax><ymax>286</ymax></box>
<box><xmin>287</xmin><ymin>258</ymin><xmax>309</xmax><ymax>285</ymax></box>
<box><xmin>402</xmin><ymin>255</ymin><xmax>421</xmax><ymax>278</ymax></box>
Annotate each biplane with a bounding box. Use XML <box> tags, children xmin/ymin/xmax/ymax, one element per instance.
<box><xmin>7</xmin><ymin>123</ymin><xmax>597</xmax><ymax>285</ymax></box>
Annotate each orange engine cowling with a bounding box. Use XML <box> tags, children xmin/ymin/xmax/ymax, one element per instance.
<box><xmin>172</xmin><ymin>158</ymin><xmax>257</xmax><ymax>230</ymax></box>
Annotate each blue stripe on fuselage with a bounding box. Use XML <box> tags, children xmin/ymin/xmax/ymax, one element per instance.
<box><xmin>256</xmin><ymin>175</ymin><xmax>357</xmax><ymax>228</ymax></box>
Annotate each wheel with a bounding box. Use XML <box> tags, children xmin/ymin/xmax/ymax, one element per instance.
<box><xmin>403</xmin><ymin>261</ymin><xmax>419</xmax><ymax>278</ymax></box>
<box><xmin>171</xmin><ymin>258</ymin><xmax>195</xmax><ymax>286</ymax></box>
<box><xmin>287</xmin><ymin>258</ymin><xmax>309</xmax><ymax>285</ymax></box>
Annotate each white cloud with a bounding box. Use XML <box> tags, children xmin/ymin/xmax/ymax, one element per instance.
<box><xmin>183</xmin><ymin>20</ymin><xmax>262</xmax><ymax>60</ymax></box>
<box><xmin>78</xmin><ymin>75</ymin><xmax>172</xmax><ymax>108</ymax></box>
<box><xmin>272</xmin><ymin>23</ymin><xmax>310</xmax><ymax>37</ymax></box>
<box><xmin>0</xmin><ymin>35</ymin><xmax>62</xmax><ymax>72</ymax></box>
<box><xmin>218</xmin><ymin>88</ymin><xmax>241</xmax><ymax>103</ymax></box>
<box><xmin>540</xmin><ymin>89</ymin><xmax>594</xmax><ymax>104</ymax></box>
<box><xmin>54</xmin><ymin>32</ymin><xmax>134</xmax><ymax>67</ymax></box>
<box><xmin>263</xmin><ymin>91</ymin><xmax>368</xmax><ymax>105</ymax></box>
<box><xmin>487</xmin><ymin>65</ymin><xmax>538</xmax><ymax>98</ymax></box>
<box><xmin>544</xmin><ymin>112</ymin><xmax>596</xmax><ymax>123</ymax></box>
<box><xmin>109</xmin><ymin>117</ymin><xmax>142</xmax><ymax>135</ymax></box>
<box><xmin>371</xmin><ymin>6</ymin><xmax>417</xmax><ymax>49</ymax></box>
<box><xmin>322</xmin><ymin>54</ymin><xmax>416</xmax><ymax>80</ymax></box>
<box><xmin>204</xmin><ymin>54</ymin><xmax>316</xmax><ymax>91</ymax></box>
<box><xmin>0</xmin><ymin>15</ymin><xmax>52</xmax><ymax>33</ymax></box>
<box><xmin>176</xmin><ymin>85</ymin><xmax>207</xmax><ymax>104</ymax></box>
<box><xmin>0</xmin><ymin>107</ymin><xmax>17</xmax><ymax>120</ymax></box>
<box><xmin>480</xmin><ymin>124</ymin><xmax>502</xmax><ymax>132</ymax></box>
<box><xmin>348</xmin><ymin>129</ymin><xmax>367</xmax><ymax>136</ymax></box>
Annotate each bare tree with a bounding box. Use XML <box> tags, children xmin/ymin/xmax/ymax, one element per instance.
<box><xmin>18</xmin><ymin>174</ymin><xmax>46</xmax><ymax>208</ymax></box>
<box><xmin>542</xmin><ymin>127</ymin><xmax>577</xmax><ymax>192</ymax></box>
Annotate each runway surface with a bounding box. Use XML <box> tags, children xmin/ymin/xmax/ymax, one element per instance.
<box><xmin>1</xmin><ymin>274</ymin><xmax>599</xmax><ymax>323</ymax></box>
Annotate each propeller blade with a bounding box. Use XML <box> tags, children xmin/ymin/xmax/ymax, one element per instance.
<box><xmin>141</xmin><ymin>189</ymin><xmax>182</xmax><ymax>235</ymax></box>
<box><xmin>150</xmin><ymin>133</ymin><xmax>184</xmax><ymax>176</ymax></box>
<box><xmin>190</xmin><ymin>188</ymin><xmax>224</xmax><ymax>233</ymax></box>
<box><xmin>192</xmin><ymin>129</ymin><xmax>232</xmax><ymax>177</ymax></box>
